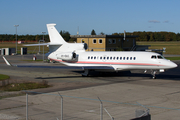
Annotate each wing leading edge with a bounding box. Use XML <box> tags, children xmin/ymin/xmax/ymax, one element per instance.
<box><xmin>2</xmin><ymin>56</ymin><xmax>114</xmax><ymax>70</ymax></box>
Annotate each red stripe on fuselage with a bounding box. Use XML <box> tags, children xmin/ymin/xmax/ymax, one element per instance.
<box><xmin>49</xmin><ymin>58</ymin><xmax>164</xmax><ymax>66</ymax></box>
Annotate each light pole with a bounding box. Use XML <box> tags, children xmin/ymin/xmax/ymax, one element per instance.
<box><xmin>42</xmin><ymin>32</ymin><xmax>46</xmax><ymax>61</ymax></box>
<box><xmin>14</xmin><ymin>25</ymin><xmax>19</xmax><ymax>54</ymax></box>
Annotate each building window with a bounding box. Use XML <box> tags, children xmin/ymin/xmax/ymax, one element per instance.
<box><xmin>93</xmin><ymin>39</ymin><xmax>96</xmax><ymax>44</ymax></box>
<box><xmin>112</xmin><ymin>39</ymin><xmax>116</xmax><ymax>44</ymax></box>
<box><xmin>99</xmin><ymin>39</ymin><xmax>102</xmax><ymax>44</ymax></box>
<box><xmin>81</xmin><ymin>39</ymin><xmax>85</xmax><ymax>43</ymax></box>
<box><xmin>108</xmin><ymin>39</ymin><xmax>112</xmax><ymax>44</ymax></box>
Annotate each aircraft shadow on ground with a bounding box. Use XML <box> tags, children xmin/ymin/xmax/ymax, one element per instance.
<box><xmin>35</xmin><ymin>70</ymin><xmax>180</xmax><ymax>81</ymax></box>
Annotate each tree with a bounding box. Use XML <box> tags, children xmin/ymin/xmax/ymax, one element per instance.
<box><xmin>59</xmin><ymin>30</ymin><xmax>70</xmax><ymax>42</ymax></box>
<box><xmin>99</xmin><ymin>32</ymin><xmax>105</xmax><ymax>35</ymax></box>
<box><xmin>91</xmin><ymin>29</ymin><xmax>96</xmax><ymax>35</ymax></box>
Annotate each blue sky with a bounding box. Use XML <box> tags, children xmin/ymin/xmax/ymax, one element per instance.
<box><xmin>0</xmin><ymin>0</ymin><xmax>180</xmax><ymax>35</ymax></box>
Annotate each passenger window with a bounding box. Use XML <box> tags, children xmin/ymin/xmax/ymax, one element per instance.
<box><xmin>91</xmin><ymin>56</ymin><xmax>93</xmax><ymax>59</ymax></box>
<box><xmin>100</xmin><ymin>57</ymin><xmax>102</xmax><ymax>59</ymax></box>
<box><xmin>134</xmin><ymin>57</ymin><xmax>136</xmax><ymax>60</ymax></box>
<box><xmin>120</xmin><ymin>57</ymin><xmax>122</xmax><ymax>60</ymax></box>
<box><xmin>123</xmin><ymin>57</ymin><xmax>125</xmax><ymax>60</ymax></box>
<box><xmin>110</xmin><ymin>57</ymin><xmax>112</xmax><ymax>60</ymax></box>
<box><xmin>113</xmin><ymin>57</ymin><xmax>116</xmax><ymax>60</ymax></box>
<box><xmin>127</xmin><ymin>57</ymin><xmax>129</xmax><ymax>60</ymax></box>
<box><xmin>107</xmin><ymin>57</ymin><xmax>109</xmax><ymax>60</ymax></box>
<box><xmin>130</xmin><ymin>57</ymin><xmax>132</xmax><ymax>60</ymax></box>
<box><xmin>94</xmin><ymin>57</ymin><xmax>96</xmax><ymax>59</ymax></box>
<box><xmin>151</xmin><ymin>56</ymin><xmax>156</xmax><ymax>59</ymax></box>
<box><xmin>104</xmin><ymin>57</ymin><xmax>106</xmax><ymax>59</ymax></box>
<box><xmin>88</xmin><ymin>56</ymin><xmax>90</xmax><ymax>59</ymax></box>
<box><xmin>117</xmin><ymin>57</ymin><xmax>119</xmax><ymax>60</ymax></box>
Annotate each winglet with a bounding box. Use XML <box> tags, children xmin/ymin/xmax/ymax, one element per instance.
<box><xmin>2</xmin><ymin>56</ymin><xmax>13</xmax><ymax>66</ymax></box>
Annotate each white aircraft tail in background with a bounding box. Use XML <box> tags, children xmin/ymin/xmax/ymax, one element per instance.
<box><xmin>3</xmin><ymin>23</ymin><xmax>178</xmax><ymax>79</ymax></box>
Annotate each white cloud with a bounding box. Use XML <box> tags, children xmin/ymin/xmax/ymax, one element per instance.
<box><xmin>163</xmin><ymin>20</ymin><xmax>169</xmax><ymax>23</ymax></box>
<box><xmin>148</xmin><ymin>20</ymin><xmax>160</xmax><ymax>23</ymax></box>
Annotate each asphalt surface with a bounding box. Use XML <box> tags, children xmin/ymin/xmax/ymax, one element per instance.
<box><xmin>0</xmin><ymin>54</ymin><xmax>180</xmax><ymax>120</ymax></box>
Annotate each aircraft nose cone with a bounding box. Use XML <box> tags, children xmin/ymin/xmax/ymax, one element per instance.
<box><xmin>171</xmin><ymin>62</ymin><xmax>177</xmax><ymax>68</ymax></box>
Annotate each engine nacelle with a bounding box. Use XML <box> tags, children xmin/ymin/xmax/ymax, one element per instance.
<box><xmin>68</xmin><ymin>43</ymin><xmax>88</xmax><ymax>51</ymax></box>
<box><xmin>57</xmin><ymin>52</ymin><xmax>76</xmax><ymax>61</ymax></box>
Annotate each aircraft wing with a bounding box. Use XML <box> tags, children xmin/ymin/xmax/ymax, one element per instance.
<box><xmin>2</xmin><ymin>56</ymin><xmax>114</xmax><ymax>70</ymax></box>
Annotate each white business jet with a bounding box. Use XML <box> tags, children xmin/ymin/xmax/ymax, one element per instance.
<box><xmin>3</xmin><ymin>24</ymin><xmax>177</xmax><ymax>79</ymax></box>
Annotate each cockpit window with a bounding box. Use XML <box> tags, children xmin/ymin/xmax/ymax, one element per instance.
<box><xmin>157</xmin><ymin>55</ymin><xmax>164</xmax><ymax>59</ymax></box>
<box><xmin>151</xmin><ymin>55</ymin><xmax>156</xmax><ymax>59</ymax></box>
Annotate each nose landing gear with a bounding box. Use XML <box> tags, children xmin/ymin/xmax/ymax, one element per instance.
<box><xmin>151</xmin><ymin>70</ymin><xmax>157</xmax><ymax>79</ymax></box>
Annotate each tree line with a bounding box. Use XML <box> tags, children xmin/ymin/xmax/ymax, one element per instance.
<box><xmin>113</xmin><ymin>31</ymin><xmax>180</xmax><ymax>41</ymax></box>
<box><xmin>1</xmin><ymin>30</ymin><xmax>180</xmax><ymax>42</ymax></box>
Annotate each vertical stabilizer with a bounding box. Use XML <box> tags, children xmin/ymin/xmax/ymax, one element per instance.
<box><xmin>47</xmin><ymin>24</ymin><xmax>67</xmax><ymax>44</ymax></box>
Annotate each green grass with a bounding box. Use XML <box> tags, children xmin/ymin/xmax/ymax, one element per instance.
<box><xmin>0</xmin><ymin>74</ymin><xmax>10</xmax><ymax>81</ymax></box>
<box><xmin>1</xmin><ymin>42</ymin><xmax>180</xmax><ymax>55</ymax></box>
<box><xmin>0</xmin><ymin>81</ymin><xmax>50</xmax><ymax>91</ymax></box>
<box><xmin>165</xmin><ymin>57</ymin><xmax>180</xmax><ymax>61</ymax></box>
<box><xmin>137</xmin><ymin>41</ymin><xmax>180</xmax><ymax>55</ymax></box>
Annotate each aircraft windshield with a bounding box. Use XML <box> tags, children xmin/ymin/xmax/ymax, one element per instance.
<box><xmin>151</xmin><ymin>55</ymin><xmax>165</xmax><ymax>59</ymax></box>
<box><xmin>157</xmin><ymin>55</ymin><xmax>164</xmax><ymax>59</ymax></box>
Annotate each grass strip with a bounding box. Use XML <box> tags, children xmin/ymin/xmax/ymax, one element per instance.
<box><xmin>0</xmin><ymin>81</ymin><xmax>50</xmax><ymax>91</ymax></box>
<box><xmin>0</xmin><ymin>74</ymin><xmax>10</xmax><ymax>81</ymax></box>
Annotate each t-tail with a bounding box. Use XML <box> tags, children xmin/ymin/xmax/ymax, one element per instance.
<box><xmin>46</xmin><ymin>24</ymin><xmax>67</xmax><ymax>45</ymax></box>
<box><xmin>25</xmin><ymin>23</ymin><xmax>88</xmax><ymax>61</ymax></box>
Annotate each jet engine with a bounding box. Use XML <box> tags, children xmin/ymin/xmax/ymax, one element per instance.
<box><xmin>67</xmin><ymin>43</ymin><xmax>88</xmax><ymax>51</ymax></box>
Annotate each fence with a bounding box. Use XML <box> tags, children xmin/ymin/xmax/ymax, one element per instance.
<box><xmin>20</xmin><ymin>91</ymin><xmax>150</xmax><ymax>120</ymax></box>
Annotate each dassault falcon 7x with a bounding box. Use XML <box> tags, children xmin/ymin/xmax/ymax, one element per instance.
<box><xmin>3</xmin><ymin>24</ymin><xmax>177</xmax><ymax>79</ymax></box>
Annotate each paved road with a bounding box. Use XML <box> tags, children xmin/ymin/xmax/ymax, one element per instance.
<box><xmin>0</xmin><ymin>55</ymin><xmax>180</xmax><ymax>120</ymax></box>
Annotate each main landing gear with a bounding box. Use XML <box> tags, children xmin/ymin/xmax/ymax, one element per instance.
<box><xmin>81</xmin><ymin>69</ymin><xmax>89</xmax><ymax>77</ymax></box>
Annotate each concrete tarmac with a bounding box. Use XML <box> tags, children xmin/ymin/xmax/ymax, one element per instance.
<box><xmin>0</xmin><ymin>55</ymin><xmax>180</xmax><ymax>120</ymax></box>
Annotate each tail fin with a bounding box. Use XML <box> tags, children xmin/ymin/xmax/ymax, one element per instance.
<box><xmin>47</xmin><ymin>24</ymin><xmax>67</xmax><ymax>44</ymax></box>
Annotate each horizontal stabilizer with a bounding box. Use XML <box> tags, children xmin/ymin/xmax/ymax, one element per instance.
<box><xmin>24</xmin><ymin>43</ymin><xmax>62</xmax><ymax>46</ymax></box>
